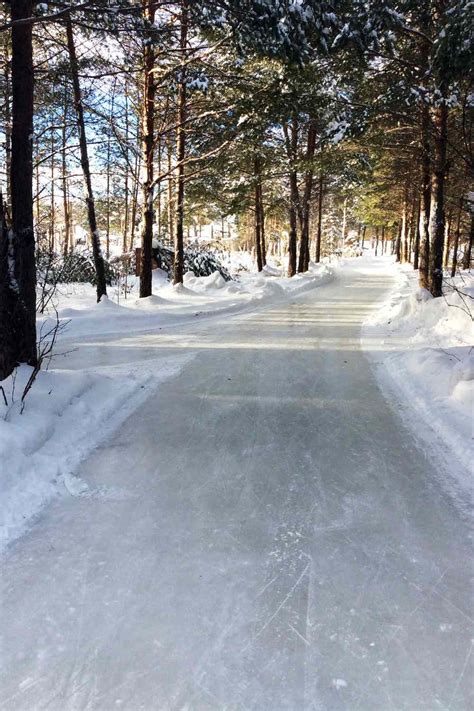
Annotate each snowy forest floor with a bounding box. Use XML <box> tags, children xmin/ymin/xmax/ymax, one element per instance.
<box><xmin>0</xmin><ymin>256</ymin><xmax>472</xmax><ymax>710</ymax></box>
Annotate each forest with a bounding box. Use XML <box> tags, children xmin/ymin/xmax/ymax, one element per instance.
<box><xmin>0</xmin><ymin>0</ymin><xmax>472</xmax><ymax>381</ymax></box>
<box><xmin>0</xmin><ymin>2</ymin><xmax>473</xmax><ymax>709</ymax></box>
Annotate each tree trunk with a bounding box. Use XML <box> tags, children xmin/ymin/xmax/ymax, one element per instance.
<box><xmin>443</xmin><ymin>210</ymin><xmax>452</xmax><ymax>269</ymax></box>
<box><xmin>139</xmin><ymin>0</ymin><xmax>157</xmax><ymax>297</ymax></box>
<box><xmin>254</xmin><ymin>155</ymin><xmax>266</xmax><ymax>270</ymax></box>
<box><xmin>428</xmin><ymin>96</ymin><xmax>448</xmax><ymax>297</ymax></box>
<box><xmin>259</xmin><ymin>181</ymin><xmax>266</xmax><ymax>267</ymax></box>
<box><xmin>3</xmin><ymin>30</ymin><xmax>12</xmax><ymax>208</ymax></box>
<box><xmin>401</xmin><ymin>193</ymin><xmax>409</xmax><ymax>262</ymax></box>
<box><xmin>157</xmin><ymin>137</ymin><xmax>162</xmax><ymax>240</ymax></box>
<box><xmin>173</xmin><ymin>0</ymin><xmax>188</xmax><ymax>285</ymax></box>
<box><xmin>167</xmin><ymin>130</ymin><xmax>174</xmax><ymax>245</ymax></box>
<box><xmin>395</xmin><ymin>220</ymin><xmax>402</xmax><ymax>261</ymax></box>
<box><xmin>461</xmin><ymin>212</ymin><xmax>473</xmax><ymax>270</ymax></box>
<box><xmin>10</xmin><ymin>0</ymin><xmax>37</xmax><ymax>367</ymax></box>
<box><xmin>35</xmin><ymin>137</ymin><xmax>41</xmax><ymax>237</ymax></box>
<box><xmin>412</xmin><ymin>196</ymin><xmax>421</xmax><ymax>269</ymax></box>
<box><xmin>130</xmin><ymin>145</ymin><xmax>140</xmax><ymax>251</ymax></box>
<box><xmin>315</xmin><ymin>168</ymin><xmax>324</xmax><ymax>263</ymax></box>
<box><xmin>0</xmin><ymin>196</ymin><xmax>17</xmax><ymax>379</ymax></box>
<box><xmin>49</xmin><ymin>130</ymin><xmax>55</xmax><ymax>252</ymax></box>
<box><xmin>418</xmin><ymin>104</ymin><xmax>431</xmax><ymax>288</ymax></box>
<box><xmin>254</xmin><ymin>156</ymin><xmax>263</xmax><ymax>271</ymax></box>
<box><xmin>298</xmin><ymin>121</ymin><xmax>316</xmax><ymax>273</ymax></box>
<box><xmin>285</xmin><ymin>117</ymin><xmax>299</xmax><ymax>277</ymax></box>
<box><xmin>122</xmin><ymin>84</ymin><xmax>130</xmax><ymax>253</ymax></box>
<box><xmin>451</xmin><ymin>197</ymin><xmax>463</xmax><ymax>277</ymax></box>
<box><xmin>407</xmin><ymin>193</ymin><xmax>416</xmax><ymax>263</ymax></box>
<box><xmin>66</xmin><ymin>17</ymin><xmax>107</xmax><ymax>302</ymax></box>
<box><xmin>254</xmin><ymin>184</ymin><xmax>263</xmax><ymax>272</ymax></box>
<box><xmin>61</xmin><ymin>99</ymin><xmax>70</xmax><ymax>258</ymax></box>
<box><xmin>105</xmin><ymin>85</ymin><xmax>116</xmax><ymax>259</ymax></box>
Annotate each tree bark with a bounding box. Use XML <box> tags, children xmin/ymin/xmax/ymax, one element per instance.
<box><xmin>254</xmin><ymin>156</ymin><xmax>263</xmax><ymax>272</ymax></box>
<box><xmin>105</xmin><ymin>84</ymin><xmax>116</xmax><ymax>259</ymax></box>
<box><xmin>315</xmin><ymin>167</ymin><xmax>324</xmax><ymax>263</ymax></box>
<box><xmin>61</xmin><ymin>99</ymin><xmax>70</xmax><ymax>258</ymax></box>
<box><xmin>130</xmin><ymin>143</ymin><xmax>140</xmax><ymax>251</ymax></box>
<box><xmin>407</xmin><ymin>193</ymin><xmax>416</xmax><ymax>262</ymax></box>
<box><xmin>122</xmin><ymin>84</ymin><xmax>130</xmax><ymax>253</ymax></box>
<box><xmin>166</xmin><ymin>128</ymin><xmax>174</xmax><ymax>245</ymax></box>
<box><xmin>443</xmin><ymin>209</ymin><xmax>452</xmax><ymax>269</ymax></box>
<box><xmin>401</xmin><ymin>192</ymin><xmax>409</xmax><ymax>263</ymax></box>
<box><xmin>284</xmin><ymin>117</ymin><xmax>299</xmax><ymax>277</ymax></box>
<box><xmin>3</xmin><ymin>30</ymin><xmax>12</xmax><ymax>208</ymax></box>
<box><xmin>139</xmin><ymin>0</ymin><xmax>157</xmax><ymax>296</ymax></box>
<box><xmin>173</xmin><ymin>0</ymin><xmax>188</xmax><ymax>285</ymax></box>
<box><xmin>413</xmin><ymin>197</ymin><xmax>421</xmax><ymax>270</ymax></box>
<box><xmin>254</xmin><ymin>154</ymin><xmax>266</xmax><ymax>270</ymax></box>
<box><xmin>461</xmin><ymin>212</ymin><xmax>473</xmax><ymax>270</ymax></box>
<box><xmin>157</xmin><ymin>137</ymin><xmax>162</xmax><ymax>240</ymax></box>
<box><xmin>418</xmin><ymin>107</ymin><xmax>431</xmax><ymax>287</ymax></box>
<box><xmin>35</xmin><ymin>137</ymin><xmax>41</xmax><ymax>236</ymax></box>
<box><xmin>10</xmin><ymin>0</ymin><xmax>37</xmax><ymax>366</ymax></box>
<box><xmin>428</xmin><ymin>96</ymin><xmax>448</xmax><ymax>297</ymax></box>
<box><xmin>395</xmin><ymin>220</ymin><xmax>402</xmax><ymax>261</ymax></box>
<box><xmin>451</xmin><ymin>197</ymin><xmax>463</xmax><ymax>277</ymax></box>
<box><xmin>49</xmin><ymin>129</ymin><xmax>55</xmax><ymax>252</ymax></box>
<box><xmin>298</xmin><ymin>121</ymin><xmax>316</xmax><ymax>273</ymax></box>
<box><xmin>66</xmin><ymin>16</ymin><xmax>107</xmax><ymax>301</ymax></box>
<box><xmin>259</xmin><ymin>181</ymin><xmax>266</xmax><ymax>267</ymax></box>
<box><xmin>0</xmin><ymin>196</ymin><xmax>17</xmax><ymax>379</ymax></box>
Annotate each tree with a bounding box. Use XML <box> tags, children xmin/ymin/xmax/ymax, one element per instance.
<box><xmin>173</xmin><ymin>0</ymin><xmax>189</xmax><ymax>285</ymax></box>
<box><xmin>9</xmin><ymin>0</ymin><xmax>36</xmax><ymax>372</ymax></box>
<box><xmin>66</xmin><ymin>15</ymin><xmax>107</xmax><ymax>302</ymax></box>
<box><xmin>139</xmin><ymin>0</ymin><xmax>157</xmax><ymax>298</ymax></box>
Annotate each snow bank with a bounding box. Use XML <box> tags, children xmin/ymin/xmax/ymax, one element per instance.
<box><xmin>38</xmin><ymin>263</ymin><xmax>335</xmax><ymax>343</ymax></box>
<box><xmin>0</xmin><ymin>355</ymin><xmax>192</xmax><ymax>551</ymax></box>
<box><xmin>183</xmin><ymin>270</ymin><xmax>227</xmax><ymax>290</ymax></box>
<box><xmin>362</xmin><ymin>260</ymin><xmax>473</xmax><ymax>499</ymax></box>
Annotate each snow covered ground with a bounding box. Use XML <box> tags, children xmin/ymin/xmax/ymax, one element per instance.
<box><xmin>1</xmin><ymin>258</ymin><xmax>472</xmax><ymax>710</ymax></box>
<box><xmin>0</xmin><ymin>262</ymin><xmax>333</xmax><ymax>550</ymax></box>
<box><xmin>362</xmin><ymin>257</ymin><xmax>473</xmax><ymax>503</ymax></box>
<box><xmin>38</xmin><ymin>262</ymin><xmax>334</xmax><ymax>342</ymax></box>
<box><xmin>1</xmin><ymin>255</ymin><xmax>471</xmax><ymax>552</ymax></box>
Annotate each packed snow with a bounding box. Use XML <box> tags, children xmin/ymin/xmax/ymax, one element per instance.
<box><xmin>0</xmin><ymin>261</ymin><xmax>333</xmax><ymax>550</ymax></box>
<box><xmin>0</xmin><ymin>357</ymin><xmax>193</xmax><ymax>550</ymax></box>
<box><xmin>37</xmin><ymin>261</ymin><xmax>333</xmax><ymax>341</ymax></box>
<box><xmin>1</xmin><ymin>257</ymin><xmax>472</xmax><ymax>710</ymax></box>
<box><xmin>362</xmin><ymin>257</ymin><xmax>473</xmax><ymax>502</ymax></box>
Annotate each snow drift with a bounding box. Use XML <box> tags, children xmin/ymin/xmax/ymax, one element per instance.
<box><xmin>362</xmin><ymin>258</ymin><xmax>473</xmax><ymax>501</ymax></box>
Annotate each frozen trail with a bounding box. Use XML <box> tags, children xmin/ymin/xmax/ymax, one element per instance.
<box><xmin>1</xmin><ymin>259</ymin><xmax>472</xmax><ymax>710</ymax></box>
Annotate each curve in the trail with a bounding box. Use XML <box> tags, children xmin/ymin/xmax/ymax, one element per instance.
<box><xmin>1</xmin><ymin>260</ymin><xmax>472</xmax><ymax>710</ymax></box>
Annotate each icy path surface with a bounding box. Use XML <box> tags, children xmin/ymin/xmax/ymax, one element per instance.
<box><xmin>1</xmin><ymin>260</ymin><xmax>473</xmax><ymax>710</ymax></box>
